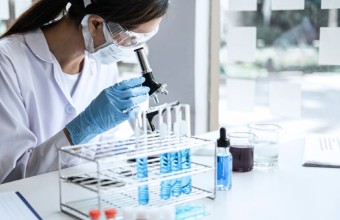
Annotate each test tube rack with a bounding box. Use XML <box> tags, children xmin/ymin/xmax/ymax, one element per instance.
<box><xmin>58</xmin><ymin>104</ymin><xmax>216</xmax><ymax>220</ymax></box>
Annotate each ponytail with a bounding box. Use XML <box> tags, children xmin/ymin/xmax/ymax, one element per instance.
<box><xmin>0</xmin><ymin>0</ymin><xmax>85</xmax><ymax>38</ymax></box>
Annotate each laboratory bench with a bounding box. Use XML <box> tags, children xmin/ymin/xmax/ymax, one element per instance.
<box><xmin>0</xmin><ymin>132</ymin><xmax>339</xmax><ymax>220</ymax></box>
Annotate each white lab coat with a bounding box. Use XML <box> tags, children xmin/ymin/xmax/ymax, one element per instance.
<box><xmin>0</xmin><ymin>29</ymin><xmax>132</xmax><ymax>183</ymax></box>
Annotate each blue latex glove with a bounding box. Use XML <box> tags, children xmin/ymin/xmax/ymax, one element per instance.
<box><xmin>66</xmin><ymin>77</ymin><xmax>150</xmax><ymax>145</ymax></box>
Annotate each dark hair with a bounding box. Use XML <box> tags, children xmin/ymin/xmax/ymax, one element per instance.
<box><xmin>1</xmin><ymin>0</ymin><xmax>169</xmax><ymax>38</ymax></box>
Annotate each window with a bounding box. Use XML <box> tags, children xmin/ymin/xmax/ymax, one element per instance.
<box><xmin>219</xmin><ymin>0</ymin><xmax>340</xmax><ymax>135</ymax></box>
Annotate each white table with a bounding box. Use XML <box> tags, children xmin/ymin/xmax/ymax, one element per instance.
<box><xmin>0</xmin><ymin>132</ymin><xmax>339</xmax><ymax>220</ymax></box>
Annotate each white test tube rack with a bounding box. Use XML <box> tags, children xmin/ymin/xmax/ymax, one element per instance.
<box><xmin>58</xmin><ymin>104</ymin><xmax>216</xmax><ymax>220</ymax></box>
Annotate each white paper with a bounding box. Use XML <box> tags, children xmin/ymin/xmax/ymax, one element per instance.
<box><xmin>227</xmin><ymin>27</ymin><xmax>257</xmax><ymax>62</ymax></box>
<box><xmin>303</xmin><ymin>135</ymin><xmax>340</xmax><ymax>167</ymax></box>
<box><xmin>15</xmin><ymin>0</ymin><xmax>32</xmax><ymax>18</ymax></box>
<box><xmin>227</xmin><ymin>0</ymin><xmax>257</xmax><ymax>11</ymax></box>
<box><xmin>271</xmin><ymin>0</ymin><xmax>305</xmax><ymax>10</ymax></box>
<box><xmin>0</xmin><ymin>0</ymin><xmax>10</xmax><ymax>20</ymax></box>
<box><xmin>226</xmin><ymin>79</ymin><xmax>255</xmax><ymax>112</ymax></box>
<box><xmin>0</xmin><ymin>191</ymin><xmax>40</xmax><ymax>220</ymax></box>
<box><xmin>269</xmin><ymin>81</ymin><xmax>301</xmax><ymax>118</ymax></box>
<box><xmin>319</xmin><ymin>28</ymin><xmax>340</xmax><ymax>66</ymax></box>
<box><xmin>322</xmin><ymin>0</ymin><xmax>340</xmax><ymax>9</ymax></box>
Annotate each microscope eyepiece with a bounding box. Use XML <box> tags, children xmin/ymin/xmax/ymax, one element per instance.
<box><xmin>134</xmin><ymin>47</ymin><xmax>168</xmax><ymax>104</ymax></box>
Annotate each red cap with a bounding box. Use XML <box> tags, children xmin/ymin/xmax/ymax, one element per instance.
<box><xmin>105</xmin><ymin>208</ymin><xmax>117</xmax><ymax>218</ymax></box>
<box><xmin>89</xmin><ymin>209</ymin><xmax>101</xmax><ymax>220</ymax></box>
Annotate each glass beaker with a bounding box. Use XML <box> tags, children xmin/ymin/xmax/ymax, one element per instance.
<box><xmin>248</xmin><ymin>124</ymin><xmax>282</xmax><ymax>167</ymax></box>
<box><xmin>228</xmin><ymin>131</ymin><xmax>255</xmax><ymax>172</ymax></box>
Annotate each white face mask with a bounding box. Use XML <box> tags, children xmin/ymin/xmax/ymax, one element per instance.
<box><xmin>81</xmin><ymin>15</ymin><xmax>134</xmax><ymax>64</ymax></box>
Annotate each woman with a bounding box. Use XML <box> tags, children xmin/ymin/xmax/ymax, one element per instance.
<box><xmin>0</xmin><ymin>0</ymin><xmax>169</xmax><ymax>183</ymax></box>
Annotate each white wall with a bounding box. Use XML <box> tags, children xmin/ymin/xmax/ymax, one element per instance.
<box><xmin>148</xmin><ymin>0</ymin><xmax>211</xmax><ymax>135</ymax></box>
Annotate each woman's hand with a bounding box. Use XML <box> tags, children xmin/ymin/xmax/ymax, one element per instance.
<box><xmin>65</xmin><ymin>77</ymin><xmax>149</xmax><ymax>145</ymax></box>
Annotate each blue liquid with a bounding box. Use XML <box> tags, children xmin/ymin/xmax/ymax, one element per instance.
<box><xmin>176</xmin><ymin>204</ymin><xmax>206</xmax><ymax>220</ymax></box>
<box><xmin>160</xmin><ymin>153</ymin><xmax>171</xmax><ymax>200</ymax></box>
<box><xmin>181</xmin><ymin>149</ymin><xmax>192</xmax><ymax>194</ymax></box>
<box><xmin>217</xmin><ymin>154</ymin><xmax>232</xmax><ymax>191</ymax></box>
<box><xmin>170</xmin><ymin>151</ymin><xmax>182</xmax><ymax>197</ymax></box>
<box><xmin>137</xmin><ymin>157</ymin><xmax>149</xmax><ymax>205</ymax></box>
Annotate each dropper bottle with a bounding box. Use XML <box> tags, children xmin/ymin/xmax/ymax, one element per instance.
<box><xmin>216</xmin><ymin>127</ymin><xmax>232</xmax><ymax>191</ymax></box>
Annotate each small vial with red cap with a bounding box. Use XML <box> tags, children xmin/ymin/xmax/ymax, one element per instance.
<box><xmin>89</xmin><ymin>209</ymin><xmax>101</xmax><ymax>220</ymax></box>
<box><xmin>105</xmin><ymin>208</ymin><xmax>117</xmax><ymax>220</ymax></box>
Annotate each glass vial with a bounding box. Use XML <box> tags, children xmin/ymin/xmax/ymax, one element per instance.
<box><xmin>89</xmin><ymin>209</ymin><xmax>101</xmax><ymax>220</ymax></box>
<box><xmin>137</xmin><ymin>157</ymin><xmax>149</xmax><ymax>205</ymax></box>
<box><xmin>181</xmin><ymin>148</ymin><xmax>192</xmax><ymax>194</ymax></box>
<box><xmin>176</xmin><ymin>204</ymin><xmax>207</xmax><ymax>220</ymax></box>
<box><xmin>228</xmin><ymin>131</ymin><xmax>255</xmax><ymax>172</ymax></box>
<box><xmin>217</xmin><ymin>127</ymin><xmax>232</xmax><ymax>191</ymax></box>
<box><xmin>160</xmin><ymin>153</ymin><xmax>171</xmax><ymax>199</ymax></box>
<box><xmin>104</xmin><ymin>209</ymin><xmax>117</xmax><ymax>220</ymax></box>
<box><xmin>170</xmin><ymin>151</ymin><xmax>182</xmax><ymax>197</ymax></box>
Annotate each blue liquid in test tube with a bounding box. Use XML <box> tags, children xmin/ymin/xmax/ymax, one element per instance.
<box><xmin>171</xmin><ymin>151</ymin><xmax>182</xmax><ymax>197</ymax></box>
<box><xmin>137</xmin><ymin>157</ymin><xmax>149</xmax><ymax>205</ymax></box>
<box><xmin>160</xmin><ymin>153</ymin><xmax>171</xmax><ymax>199</ymax></box>
<box><xmin>181</xmin><ymin>148</ymin><xmax>192</xmax><ymax>194</ymax></box>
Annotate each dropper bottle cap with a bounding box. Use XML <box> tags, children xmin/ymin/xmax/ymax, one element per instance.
<box><xmin>217</xmin><ymin>127</ymin><xmax>230</xmax><ymax>148</ymax></box>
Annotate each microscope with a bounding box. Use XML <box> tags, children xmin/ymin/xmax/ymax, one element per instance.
<box><xmin>126</xmin><ymin>48</ymin><xmax>176</xmax><ymax>163</ymax></box>
<box><xmin>134</xmin><ymin>47</ymin><xmax>168</xmax><ymax>104</ymax></box>
<box><xmin>134</xmin><ymin>47</ymin><xmax>179</xmax><ymax>132</ymax></box>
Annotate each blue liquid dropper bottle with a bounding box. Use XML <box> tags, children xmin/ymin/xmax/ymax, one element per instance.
<box><xmin>217</xmin><ymin>127</ymin><xmax>232</xmax><ymax>191</ymax></box>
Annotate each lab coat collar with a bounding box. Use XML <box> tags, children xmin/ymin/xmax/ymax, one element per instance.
<box><xmin>24</xmin><ymin>29</ymin><xmax>55</xmax><ymax>63</ymax></box>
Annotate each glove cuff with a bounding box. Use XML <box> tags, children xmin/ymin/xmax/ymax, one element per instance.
<box><xmin>65</xmin><ymin>110</ymin><xmax>103</xmax><ymax>145</ymax></box>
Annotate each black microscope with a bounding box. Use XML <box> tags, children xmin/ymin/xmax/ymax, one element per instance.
<box><xmin>134</xmin><ymin>47</ymin><xmax>169</xmax><ymax>104</ymax></box>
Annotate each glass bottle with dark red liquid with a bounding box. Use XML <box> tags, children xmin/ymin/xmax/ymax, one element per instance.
<box><xmin>228</xmin><ymin>132</ymin><xmax>255</xmax><ymax>172</ymax></box>
<box><xmin>229</xmin><ymin>145</ymin><xmax>254</xmax><ymax>172</ymax></box>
